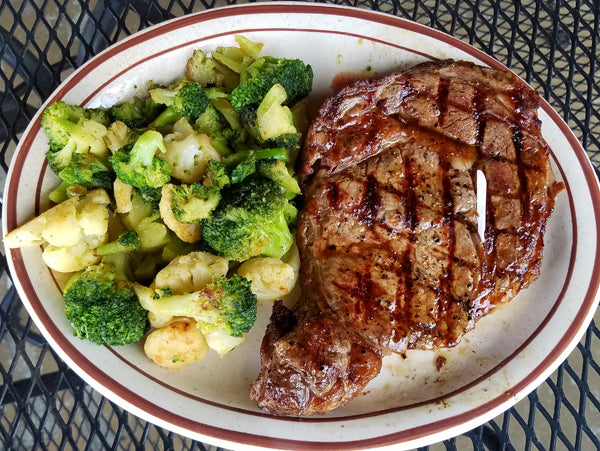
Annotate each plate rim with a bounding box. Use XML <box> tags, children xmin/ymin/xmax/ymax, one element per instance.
<box><xmin>3</xmin><ymin>3</ymin><xmax>600</xmax><ymax>450</ymax></box>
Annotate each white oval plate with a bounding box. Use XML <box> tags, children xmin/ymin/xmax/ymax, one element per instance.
<box><xmin>3</xmin><ymin>3</ymin><xmax>599</xmax><ymax>450</ymax></box>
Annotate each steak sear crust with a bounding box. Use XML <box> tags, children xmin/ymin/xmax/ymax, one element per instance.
<box><xmin>250</xmin><ymin>60</ymin><xmax>564</xmax><ymax>416</ymax></box>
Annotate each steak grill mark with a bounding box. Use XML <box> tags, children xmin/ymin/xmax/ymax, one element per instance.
<box><xmin>436</xmin><ymin>74</ymin><xmax>457</xmax><ymax>325</ymax></box>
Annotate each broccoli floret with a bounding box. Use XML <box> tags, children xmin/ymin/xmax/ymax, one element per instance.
<box><xmin>135</xmin><ymin>274</ymin><xmax>257</xmax><ymax>338</ymax></box>
<box><xmin>45</xmin><ymin>146</ymin><xmax>74</xmax><ymax>174</ymax></box>
<box><xmin>96</xmin><ymin>230</ymin><xmax>141</xmax><ymax>256</ymax></box>
<box><xmin>55</xmin><ymin>153</ymin><xmax>114</xmax><ymax>191</ymax></box>
<box><xmin>194</xmin><ymin>104</ymin><xmax>233</xmax><ymax>156</ymax></box>
<box><xmin>223</xmin><ymin>147</ymin><xmax>291</xmax><ymax>184</ymax></box>
<box><xmin>257</xmin><ymin>159</ymin><xmax>301</xmax><ymax>195</ymax></box>
<box><xmin>194</xmin><ymin>104</ymin><xmax>224</xmax><ymax>132</ymax></box>
<box><xmin>109</xmin><ymin>95</ymin><xmax>164</xmax><ymax>129</ymax></box>
<box><xmin>169</xmin><ymin>183</ymin><xmax>221</xmax><ymax>223</ymax></box>
<box><xmin>204</xmin><ymin>160</ymin><xmax>230</xmax><ymax>189</ymax></box>
<box><xmin>41</xmin><ymin>101</ymin><xmax>110</xmax><ymax>151</ymax></box>
<box><xmin>149</xmin><ymin>79</ymin><xmax>210</xmax><ymax>127</ymax></box>
<box><xmin>84</xmin><ymin>107</ymin><xmax>112</xmax><ymax>126</ymax></box>
<box><xmin>42</xmin><ymin>101</ymin><xmax>111</xmax><ymax>175</ymax></box>
<box><xmin>202</xmin><ymin>176</ymin><xmax>298</xmax><ymax>261</ymax></box>
<box><xmin>137</xmin><ymin>185</ymin><xmax>162</xmax><ymax>204</ymax></box>
<box><xmin>230</xmin><ymin>57</ymin><xmax>313</xmax><ymax>113</ymax></box>
<box><xmin>110</xmin><ymin>130</ymin><xmax>171</xmax><ymax>192</ymax></box>
<box><xmin>266</xmin><ymin>133</ymin><xmax>302</xmax><ymax>150</ymax></box>
<box><xmin>110</xmin><ymin>102</ymin><xmax>147</xmax><ymax>129</ymax></box>
<box><xmin>63</xmin><ymin>253</ymin><xmax>149</xmax><ymax>346</ymax></box>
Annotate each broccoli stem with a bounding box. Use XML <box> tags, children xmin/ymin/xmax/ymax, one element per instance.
<box><xmin>135</xmin><ymin>285</ymin><xmax>222</xmax><ymax>330</ymax></box>
<box><xmin>151</xmin><ymin>106</ymin><xmax>181</xmax><ymax>129</ymax></box>
<box><xmin>101</xmin><ymin>252</ymin><xmax>134</xmax><ymax>282</ymax></box>
<box><xmin>143</xmin><ymin>291</ymin><xmax>203</xmax><ymax>317</ymax></box>
<box><xmin>48</xmin><ymin>181</ymin><xmax>86</xmax><ymax>204</ymax></box>
<box><xmin>96</xmin><ymin>230</ymin><xmax>141</xmax><ymax>256</ymax></box>
<box><xmin>131</xmin><ymin>130</ymin><xmax>165</xmax><ymax>166</ymax></box>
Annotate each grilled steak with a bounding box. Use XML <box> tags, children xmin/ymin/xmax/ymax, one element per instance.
<box><xmin>250</xmin><ymin>60</ymin><xmax>563</xmax><ymax>416</ymax></box>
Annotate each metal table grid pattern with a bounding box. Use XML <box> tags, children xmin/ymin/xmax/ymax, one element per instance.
<box><xmin>0</xmin><ymin>1</ymin><xmax>598</xmax><ymax>449</ymax></box>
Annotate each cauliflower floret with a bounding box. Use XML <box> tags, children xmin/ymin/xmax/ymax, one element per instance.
<box><xmin>42</xmin><ymin>234</ymin><xmax>107</xmax><ymax>273</ymax></box>
<box><xmin>236</xmin><ymin>244</ymin><xmax>300</xmax><ymax>302</ymax></box>
<box><xmin>144</xmin><ymin>317</ymin><xmax>209</xmax><ymax>370</ymax></box>
<box><xmin>162</xmin><ymin>117</ymin><xmax>221</xmax><ymax>183</ymax></box>
<box><xmin>40</xmin><ymin>200</ymin><xmax>84</xmax><ymax>247</ymax></box>
<box><xmin>149</xmin><ymin>250</ymin><xmax>229</xmax><ymax>328</ymax></box>
<box><xmin>153</xmin><ymin>250</ymin><xmax>229</xmax><ymax>294</ymax></box>
<box><xmin>113</xmin><ymin>178</ymin><xmax>133</xmax><ymax>214</ymax></box>
<box><xmin>3</xmin><ymin>189</ymin><xmax>111</xmax><ymax>273</ymax></box>
<box><xmin>77</xmin><ymin>192</ymin><xmax>111</xmax><ymax>236</ymax></box>
<box><xmin>104</xmin><ymin>120</ymin><xmax>129</xmax><ymax>153</ymax></box>
<box><xmin>203</xmin><ymin>329</ymin><xmax>246</xmax><ymax>356</ymax></box>
<box><xmin>158</xmin><ymin>184</ymin><xmax>202</xmax><ymax>243</ymax></box>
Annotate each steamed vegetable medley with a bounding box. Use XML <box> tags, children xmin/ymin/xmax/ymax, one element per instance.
<box><xmin>4</xmin><ymin>36</ymin><xmax>312</xmax><ymax>370</ymax></box>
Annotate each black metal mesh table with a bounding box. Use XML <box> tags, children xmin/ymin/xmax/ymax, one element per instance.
<box><xmin>0</xmin><ymin>1</ymin><xmax>598</xmax><ymax>449</ymax></box>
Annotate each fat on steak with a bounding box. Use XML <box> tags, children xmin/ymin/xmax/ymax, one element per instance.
<box><xmin>250</xmin><ymin>60</ymin><xmax>564</xmax><ymax>416</ymax></box>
